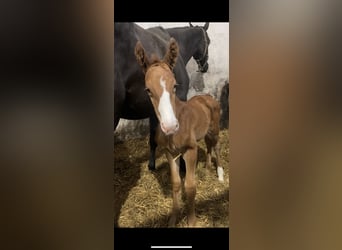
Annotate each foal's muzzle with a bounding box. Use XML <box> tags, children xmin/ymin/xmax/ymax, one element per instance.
<box><xmin>160</xmin><ymin>120</ymin><xmax>179</xmax><ymax>135</ymax></box>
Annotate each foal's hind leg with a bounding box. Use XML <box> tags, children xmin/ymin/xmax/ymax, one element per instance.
<box><xmin>205</xmin><ymin>133</ymin><xmax>224</xmax><ymax>182</ymax></box>
<box><xmin>214</xmin><ymin>141</ymin><xmax>224</xmax><ymax>182</ymax></box>
<box><xmin>204</xmin><ymin>135</ymin><xmax>213</xmax><ymax>169</ymax></box>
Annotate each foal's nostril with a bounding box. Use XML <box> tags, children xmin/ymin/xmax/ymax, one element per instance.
<box><xmin>175</xmin><ymin>122</ymin><xmax>179</xmax><ymax>131</ymax></box>
<box><xmin>161</xmin><ymin>121</ymin><xmax>179</xmax><ymax>135</ymax></box>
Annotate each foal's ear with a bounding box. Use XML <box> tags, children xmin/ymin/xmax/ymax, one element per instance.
<box><xmin>163</xmin><ymin>37</ymin><xmax>179</xmax><ymax>70</ymax></box>
<box><xmin>203</xmin><ymin>22</ymin><xmax>209</xmax><ymax>31</ymax></box>
<box><xmin>135</xmin><ymin>41</ymin><xmax>149</xmax><ymax>73</ymax></box>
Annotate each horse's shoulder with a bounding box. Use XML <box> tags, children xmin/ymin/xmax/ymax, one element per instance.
<box><xmin>178</xmin><ymin>103</ymin><xmax>201</xmax><ymax>129</ymax></box>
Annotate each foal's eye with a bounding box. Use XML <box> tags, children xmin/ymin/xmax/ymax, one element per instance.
<box><xmin>145</xmin><ymin>88</ymin><xmax>152</xmax><ymax>96</ymax></box>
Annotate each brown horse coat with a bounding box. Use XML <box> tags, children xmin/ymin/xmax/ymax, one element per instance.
<box><xmin>135</xmin><ymin>38</ymin><xmax>224</xmax><ymax>227</ymax></box>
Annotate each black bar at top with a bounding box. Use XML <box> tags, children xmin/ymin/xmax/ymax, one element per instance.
<box><xmin>114</xmin><ymin>0</ymin><xmax>229</xmax><ymax>22</ymax></box>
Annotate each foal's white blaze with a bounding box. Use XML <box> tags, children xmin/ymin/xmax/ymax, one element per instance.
<box><xmin>158</xmin><ymin>77</ymin><xmax>179</xmax><ymax>135</ymax></box>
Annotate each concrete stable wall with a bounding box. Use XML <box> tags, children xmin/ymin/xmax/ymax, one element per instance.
<box><xmin>115</xmin><ymin>22</ymin><xmax>229</xmax><ymax>141</ymax></box>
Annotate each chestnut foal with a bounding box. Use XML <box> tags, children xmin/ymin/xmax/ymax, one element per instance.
<box><xmin>135</xmin><ymin>38</ymin><xmax>224</xmax><ymax>227</ymax></box>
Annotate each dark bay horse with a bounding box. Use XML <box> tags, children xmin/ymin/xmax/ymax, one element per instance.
<box><xmin>114</xmin><ymin>22</ymin><xmax>210</xmax><ymax>170</ymax></box>
<box><xmin>147</xmin><ymin>22</ymin><xmax>210</xmax><ymax>72</ymax></box>
<box><xmin>135</xmin><ymin>38</ymin><xmax>224</xmax><ymax>227</ymax></box>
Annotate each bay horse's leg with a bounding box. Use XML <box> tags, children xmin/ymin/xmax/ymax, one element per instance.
<box><xmin>166</xmin><ymin>152</ymin><xmax>181</xmax><ymax>227</ymax></box>
<box><xmin>114</xmin><ymin>116</ymin><xmax>120</xmax><ymax>131</ymax></box>
<box><xmin>114</xmin><ymin>99</ymin><xmax>122</xmax><ymax>131</ymax></box>
<box><xmin>183</xmin><ymin>146</ymin><xmax>198</xmax><ymax>227</ymax></box>
<box><xmin>114</xmin><ymin>71</ymin><xmax>124</xmax><ymax>131</ymax></box>
<box><xmin>148</xmin><ymin>114</ymin><xmax>158</xmax><ymax>170</ymax></box>
<box><xmin>179</xmin><ymin>156</ymin><xmax>186</xmax><ymax>173</ymax></box>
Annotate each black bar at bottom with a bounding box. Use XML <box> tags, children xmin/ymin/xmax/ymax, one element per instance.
<box><xmin>114</xmin><ymin>228</ymin><xmax>229</xmax><ymax>250</ymax></box>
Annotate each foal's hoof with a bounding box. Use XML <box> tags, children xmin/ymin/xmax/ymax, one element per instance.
<box><xmin>187</xmin><ymin>216</ymin><xmax>197</xmax><ymax>227</ymax></box>
<box><xmin>168</xmin><ymin>216</ymin><xmax>177</xmax><ymax>227</ymax></box>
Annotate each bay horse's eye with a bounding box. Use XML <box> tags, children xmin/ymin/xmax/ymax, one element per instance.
<box><xmin>145</xmin><ymin>88</ymin><xmax>152</xmax><ymax>97</ymax></box>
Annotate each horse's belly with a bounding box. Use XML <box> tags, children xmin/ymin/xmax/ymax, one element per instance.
<box><xmin>121</xmin><ymin>109</ymin><xmax>150</xmax><ymax>120</ymax></box>
<box><xmin>121</xmin><ymin>104</ymin><xmax>152</xmax><ymax>120</ymax></box>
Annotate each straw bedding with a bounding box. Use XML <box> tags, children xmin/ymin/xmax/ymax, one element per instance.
<box><xmin>114</xmin><ymin>129</ymin><xmax>229</xmax><ymax>228</ymax></box>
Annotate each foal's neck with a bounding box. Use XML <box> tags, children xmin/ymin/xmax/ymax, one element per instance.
<box><xmin>174</xmin><ymin>96</ymin><xmax>187</xmax><ymax>119</ymax></box>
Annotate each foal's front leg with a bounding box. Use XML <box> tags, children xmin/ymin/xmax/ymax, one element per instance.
<box><xmin>183</xmin><ymin>146</ymin><xmax>197</xmax><ymax>227</ymax></box>
<box><xmin>166</xmin><ymin>152</ymin><xmax>181</xmax><ymax>227</ymax></box>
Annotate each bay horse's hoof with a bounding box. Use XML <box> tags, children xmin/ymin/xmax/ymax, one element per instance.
<box><xmin>148</xmin><ymin>164</ymin><xmax>156</xmax><ymax>171</ymax></box>
<box><xmin>148</xmin><ymin>157</ymin><xmax>156</xmax><ymax>171</ymax></box>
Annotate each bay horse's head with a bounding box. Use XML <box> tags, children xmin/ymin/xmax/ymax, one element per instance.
<box><xmin>189</xmin><ymin>22</ymin><xmax>210</xmax><ymax>73</ymax></box>
<box><xmin>135</xmin><ymin>38</ymin><xmax>179</xmax><ymax>135</ymax></box>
